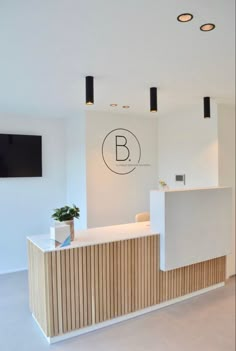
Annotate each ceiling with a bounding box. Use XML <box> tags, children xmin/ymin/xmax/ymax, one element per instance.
<box><xmin>0</xmin><ymin>0</ymin><xmax>235</xmax><ymax>118</ymax></box>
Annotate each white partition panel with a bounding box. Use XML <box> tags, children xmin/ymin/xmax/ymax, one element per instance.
<box><xmin>150</xmin><ymin>187</ymin><xmax>232</xmax><ymax>271</ymax></box>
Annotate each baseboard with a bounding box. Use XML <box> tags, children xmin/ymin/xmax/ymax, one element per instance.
<box><xmin>32</xmin><ymin>282</ymin><xmax>224</xmax><ymax>344</ymax></box>
<box><xmin>0</xmin><ymin>267</ymin><xmax>27</xmax><ymax>275</ymax></box>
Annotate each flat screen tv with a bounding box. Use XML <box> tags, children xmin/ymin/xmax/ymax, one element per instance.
<box><xmin>0</xmin><ymin>134</ymin><xmax>42</xmax><ymax>177</ymax></box>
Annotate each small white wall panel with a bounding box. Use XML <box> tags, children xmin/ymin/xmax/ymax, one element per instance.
<box><xmin>150</xmin><ymin>187</ymin><xmax>232</xmax><ymax>271</ymax></box>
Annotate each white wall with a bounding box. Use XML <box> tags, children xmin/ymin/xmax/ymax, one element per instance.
<box><xmin>1</xmin><ymin>104</ymin><xmax>234</xmax><ymax>274</ymax></box>
<box><xmin>218</xmin><ymin>104</ymin><xmax>235</xmax><ymax>277</ymax></box>
<box><xmin>0</xmin><ymin>116</ymin><xmax>67</xmax><ymax>273</ymax></box>
<box><xmin>66</xmin><ymin>114</ymin><xmax>87</xmax><ymax>230</ymax></box>
<box><xmin>86</xmin><ymin>111</ymin><xmax>158</xmax><ymax>227</ymax></box>
<box><xmin>157</xmin><ymin>103</ymin><xmax>219</xmax><ymax>188</ymax></box>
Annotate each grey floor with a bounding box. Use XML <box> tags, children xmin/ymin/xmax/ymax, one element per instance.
<box><xmin>0</xmin><ymin>271</ymin><xmax>235</xmax><ymax>351</ymax></box>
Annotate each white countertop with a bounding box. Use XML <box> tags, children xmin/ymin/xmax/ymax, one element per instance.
<box><xmin>27</xmin><ymin>221</ymin><xmax>156</xmax><ymax>252</ymax></box>
<box><xmin>151</xmin><ymin>186</ymin><xmax>230</xmax><ymax>193</ymax></box>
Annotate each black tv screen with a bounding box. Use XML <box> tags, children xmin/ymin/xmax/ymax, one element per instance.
<box><xmin>0</xmin><ymin>134</ymin><xmax>42</xmax><ymax>177</ymax></box>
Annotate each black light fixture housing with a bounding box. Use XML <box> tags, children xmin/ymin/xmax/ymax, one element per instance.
<box><xmin>85</xmin><ymin>76</ymin><xmax>94</xmax><ymax>105</ymax></box>
<box><xmin>204</xmin><ymin>97</ymin><xmax>211</xmax><ymax>118</ymax></box>
<box><xmin>150</xmin><ymin>87</ymin><xmax>158</xmax><ymax>112</ymax></box>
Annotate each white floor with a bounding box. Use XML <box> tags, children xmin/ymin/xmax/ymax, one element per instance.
<box><xmin>0</xmin><ymin>271</ymin><xmax>235</xmax><ymax>351</ymax></box>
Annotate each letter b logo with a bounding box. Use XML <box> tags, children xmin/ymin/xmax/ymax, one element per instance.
<box><xmin>115</xmin><ymin>136</ymin><xmax>130</xmax><ymax>162</ymax></box>
<box><xmin>102</xmin><ymin>128</ymin><xmax>141</xmax><ymax>175</ymax></box>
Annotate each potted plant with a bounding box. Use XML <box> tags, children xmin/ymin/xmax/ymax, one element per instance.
<box><xmin>52</xmin><ymin>205</ymin><xmax>80</xmax><ymax>241</ymax></box>
<box><xmin>159</xmin><ymin>179</ymin><xmax>169</xmax><ymax>190</ymax></box>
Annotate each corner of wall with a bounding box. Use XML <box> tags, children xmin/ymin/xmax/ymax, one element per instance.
<box><xmin>217</xmin><ymin>103</ymin><xmax>236</xmax><ymax>277</ymax></box>
<box><xmin>65</xmin><ymin>112</ymin><xmax>87</xmax><ymax>229</ymax></box>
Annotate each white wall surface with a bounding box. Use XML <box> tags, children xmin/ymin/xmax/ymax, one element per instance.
<box><xmin>218</xmin><ymin>104</ymin><xmax>235</xmax><ymax>277</ymax></box>
<box><xmin>1</xmin><ymin>103</ymin><xmax>234</xmax><ymax>274</ymax></box>
<box><xmin>86</xmin><ymin>111</ymin><xmax>158</xmax><ymax>228</ymax></box>
<box><xmin>66</xmin><ymin>115</ymin><xmax>87</xmax><ymax>230</ymax></box>
<box><xmin>0</xmin><ymin>116</ymin><xmax>66</xmax><ymax>273</ymax></box>
<box><xmin>158</xmin><ymin>103</ymin><xmax>219</xmax><ymax>189</ymax></box>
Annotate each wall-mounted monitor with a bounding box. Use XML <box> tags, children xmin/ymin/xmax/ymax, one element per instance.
<box><xmin>0</xmin><ymin>134</ymin><xmax>42</xmax><ymax>178</ymax></box>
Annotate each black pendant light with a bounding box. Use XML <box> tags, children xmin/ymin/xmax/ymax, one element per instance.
<box><xmin>204</xmin><ymin>97</ymin><xmax>210</xmax><ymax>118</ymax></box>
<box><xmin>150</xmin><ymin>87</ymin><xmax>158</xmax><ymax>112</ymax></box>
<box><xmin>85</xmin><ymin>76</ymin><xmax>94</xmax><ymax>105</ymax></box>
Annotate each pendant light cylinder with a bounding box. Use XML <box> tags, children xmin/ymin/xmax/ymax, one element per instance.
<box><xmin>86</xmin><ymin>76</ymin><xmax>94</xmax><ymax>105</ymax></box>
<box><xmin>150</xmin><ymin>87</ymin><xmax>158</xmax><ymax>112</ymax></box>
<box><xmin>204</xmin><ymin>97</ymin><xmax>210</xmax><ymax>118</ymax></box>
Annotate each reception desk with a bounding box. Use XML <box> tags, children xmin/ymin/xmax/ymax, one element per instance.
<box><xmin>27</xmin><ymin>187</ymin><xmax>232</xmax><ymax>344</ymax></box>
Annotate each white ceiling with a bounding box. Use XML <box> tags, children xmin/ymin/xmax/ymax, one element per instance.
<box><xmin>0</xmin><ymin>0</ymin><xmax>235</xmax><ymax>118</ymax></box>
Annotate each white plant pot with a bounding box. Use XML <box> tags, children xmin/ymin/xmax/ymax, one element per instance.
<box><xmin>50</xmin><ymin>223</ymin><xmax>71</xmax><ymax>247</ymax></box>
<box><xmin>61</xmin><ymin>220</ymin><xmax>75</xmax><ymax>241</ymax></box>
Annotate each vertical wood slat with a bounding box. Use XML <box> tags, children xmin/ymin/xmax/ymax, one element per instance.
<box><xmin>113</xmin><ymin>241</ymin><xmax>118</xmax><ymax>318</ymax></box>
<box><xmin>110</xmin><ymin>243</ymin><xmax>114</xmax><ymax>318</ymax></box>
<box><xmin>144</xmin><ymin>237</ymin><xmax>147</xmax><ymax>308</ymax></box>
<box><xmin>98</xmin><ymin>244</ymin><xmax>103</xmax><ymax>322</ymax></box>
<box><xmin>150</xmin><ymin>236</ymin><xmax>154</xmax><ymax>306</ymax></box>
<box><xmin>65</xmin><ymin>250</ymin><xmax>71</xmax><ymax>332</ymax></box>
<box><xmin>105</xmin><ymin>244</ymin><xmax>110</xmax><ymax>320</ymax></box>
<box><xmin>147</xmin><ymin>237</ymin><xmax>151</xmax><ymax>306</ymax></box>
<box><xmin>94</xmin><ymin>245</ymin><xmax>99</xmax><ymax>324</ymax></box>
<box><xmin>56</xmin><ymin>251</ymin><xmax>63</xmax><ymax>335</ymax></box>
<box><xmin>60</xmin><ymin>250</ymin><xmax>67</xmax><ymax>333</ymax></box>
<box><xmin>153</xmin><ymin>235</ymin><xmax>157</xmax><ymax>304</ymax></box>
<box><xmin>138</xmin><ymin>238</ymin><xmax>142</xmax><ymax>310</ymax></box>
<box><xmin>90</xmin><ymin>245</ymin><xmax>96</xmax><ymax>325</ymax></box>
<box><xmin>141</xmin><ymin>237</ymin><xmax>145</xmax><ymax>309</ymax></box>
<box><xmin>78</xmin><ymin>248</ymin><xmax>83</xmax><ymax>328</ymax></box>
<box><xmin>82</xmin><ymin>247</ymin><xmax>87</xmax><ymax>327</ymax></box>
<box><xmin>102</xmin><ymin>244</ymin><xmax>107</xmax><ymax>321</ymax></box>
<box><xmin>128</xmin><ymin>239</ymin><xmax>132</xmax><ymax>313</ymax></box>
<box><xmin>28</xmin><ymin>236</ymin><xmax>226</xmax><ymax>338</ymax></box>
<box><xmin>44</xmin><ymin>253</ymin><xmax>54</xmax><ymax>336</ymax></box>
<box><xmin>210</xmin><ymin>259</ymin><xmax>213</xmax><ymax>287</ymax></box>
<box><xmin>131</xmin><ymin>239</ymin><xmax>136</xmax><ymax>312</ymax></box>
<box><xmin>74</xmin><ymin>248</ymin><xmax>80</xmax><ymax>329</ymax></box>
<box><xmin>70</xmin><ymin>250</ymin><xmax>75</xmax><ymax>330</ymax></box>
<box><xmin>117</xmin><ymin>241</ymin><xmax>121</xmax><ymax>316</ymax></box>
<box><xmin>135</xmin><ymin>239</ymin><xmax>138</xmax><ymax>310</ymax></box>
<box><xmin>27</xmin><ymin>242</ymin><xmax>32</xmax><ymax>312</ymax></box>
<box><xmin>124</xmin><ymin>240</ymin><xmax>128</xmax><ymax>314</ymax></box>
<box><xmin>121</xmin><ymin>241</ymin><xmax>125</xmax><ymax>315</ymax></box>
<box><xmin>51</xmin><ymin>251</ymin><xmax>59</xmax><ymax>335</ymax></box>
<box><xmin>86</xmin><ymin>247</ymin><xmax>92</xmax><ymax>326</ymax></box>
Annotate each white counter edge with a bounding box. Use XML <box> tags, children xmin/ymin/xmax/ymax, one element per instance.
<box><xmin>27</xmin><ymin>221</ymin><xmax>157</xmax><ymax>252</ymax></box>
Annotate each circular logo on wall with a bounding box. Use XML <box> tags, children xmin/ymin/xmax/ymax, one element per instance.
<box><xmin>102</xmin><ymin>128</ymin><xmax>141</xmax><ymax>175</ymax></box>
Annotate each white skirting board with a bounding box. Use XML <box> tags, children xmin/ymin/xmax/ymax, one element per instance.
<box><xmin>33</xmin><ymin>282</ymin><xmax>225</xmax><ymax>344</ymax></box>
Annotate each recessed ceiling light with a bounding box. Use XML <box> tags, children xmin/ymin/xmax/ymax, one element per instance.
<box><xmin>110</xmin><ymin>104</ymin><xmax>118</xmax><ymax>107</ymax></box>
<box><xmin>122</xmin><ymin>105</ymin><xmax>130</xmax><ymax>109</ymax></box>
<box><xmin>200</xmin><ymin>23</ymin><xmax>215</xmax><ymax>32</ymax></box>
<box><xmin>177</xmin><ymin>13</ymin><xmax>193</xmax><ymax>23</ymax></box>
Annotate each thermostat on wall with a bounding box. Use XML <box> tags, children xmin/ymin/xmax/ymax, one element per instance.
<box><xmin>175</xmin><ymin>174</ymin><xmax>186</xmax><ymax>185</ymax></box>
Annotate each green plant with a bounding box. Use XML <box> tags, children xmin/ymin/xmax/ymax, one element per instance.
<box><xmin>159</xmin><ymin>179</ymin><xmax>167</xmax><ymax>187</ymax></box>
<box><xmin>52</xmin><ymin>205</ymin><xmax>80</xmax><ymax>222</ymax></box>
